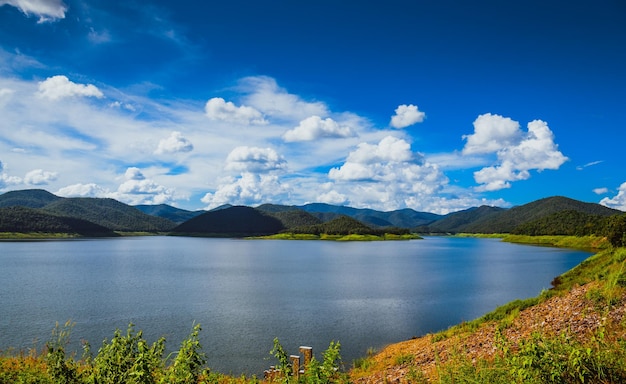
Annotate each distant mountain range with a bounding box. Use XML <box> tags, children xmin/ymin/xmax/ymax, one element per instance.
<box><xmin>0</xmin><ymin>189</ymin><xmax>623</xmax><ymax>237</ymax></box>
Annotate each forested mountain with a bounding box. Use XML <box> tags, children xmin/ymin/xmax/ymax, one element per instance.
<box><xmin>0</xmin><ymin>206</ymin><xmax>117</xmax><ymax>236</ymax></box>
<box><xmin>0</xmin><ymin>189</ymin><xmax>61</xmax><ymax>208</ymax></box>
<box><xmin>134</xmin><ymin>204</ymin><xmax>204</xmax><ymax>224</ymax></box>
<box><xmin>424</xmin><ymin>196</ymin><xmax>621</xmax><ymax>234</ymax></box>
<box><xmin>262</xmin><ymin>209</ymin><xmax>323</xmax><ymax>229</ymax></box>
<box><xmin>511</xmin><ymin>210</ymin><xmax>618</xmax><ymax>236</ymax></box>
<box><xmin>171</xmin><ymin>206</ymin><xmax>285</xmax><ymax>236</ymax></box>
<box><xmin>257</xmin><ymin>203</ymin><xmax>441</xmax><ymax>228</ymax></box>
<box><xmin>418</xmin><ymin>205</ymin><xmax>506</xmax><ymax>233</ymax></box>
<box><xmin>1</xmin><ymin>189</ymin><xmax>622</xmax><ymax>237</ymax></box>
<box><xmin>43</xmin><ymin>198</ymin><xmax>176</xmax><ymax>232</ymax></box>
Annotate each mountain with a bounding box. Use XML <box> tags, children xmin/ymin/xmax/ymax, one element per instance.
<box><xmin>418</xmin><ymin>205</ymin><xmax>507</xmax><ymax>233</ymax></box>
<box><xmin>0</xmin><ymin>206</ymin><xmax>117</xmax><ymax>236</ymax></box>
<box><xmin>261</xmin><ymin>209</ymin><xmax>323</xmax><ymax>229</ymax></box>
<box><xmin>257</xmin><ymin>203</ymin><xmax>441</xmax><ymax>228</ymax></box>
<box><xmin>43</xmin><ymin>198</ymin><xmax>176</xmax><ymax>232</ymax></box>
<box><xmin>291</xmin><ymin>215</ymin><xmax>376</xmax><ymax>235</ymax></box>
<box><xmin>433</xmin><ymin>196</ymin><xmax>621</xmax><ymax>234</ymax></box>
<box><xmin>134</xmin><ymin>204</ymin><xmax>204</xmax><ymax>224</ymax></box>
<box><xmin>171</xmin><ymin>206</ymin><xmax>285</xmax><ymax>236</ymax></box>
<box><xmin>0</xmin><ymin>189</ymin><xmax>61</xmax><ymax>208</ymax></box>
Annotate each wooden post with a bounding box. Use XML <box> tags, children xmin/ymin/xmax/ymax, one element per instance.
<box><xmin>299</xmin><ymin>346</ymin><xmax>313</xmax><ymax>366</ymax></box>
<box><xmin>290</xmin><ymin>355</ymin><xmax>301</xmax><ymax>378</ymax></box>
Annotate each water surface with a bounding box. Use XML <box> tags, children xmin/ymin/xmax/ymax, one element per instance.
<box><xmin>0</xmin><ymin>236</ymin><xmax>590</xmax><ymax>374</ymax></box>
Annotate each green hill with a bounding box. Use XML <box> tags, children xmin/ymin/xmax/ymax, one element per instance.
<box><xmin>425</xmin><ymin>196</ymin><xmax>621</xmax><ymax>234</ymax></box>
<box><xmin>171</xmin><ymin>206</ymin><xmax>285</xmax><ymax>236</ymax></box>
<box><xmin>291</xmin><ymin>215</ymin><xmax>376</xmax><ymax>235</ymax></box>
<box><xmin>257</xmin><ymin>203</ymin><xmax>440</xmax><ymax>228</ymax></box>
<box><xmin>0</xmin><ymin>206</ymin><xmax>117</xmax><ymax>237</ymax></box>
<box><xmin>0</xmin><ymin>189</ymin><xmax>61</xmax><ymax>208</ymax></box>
<box><xmin>417</xmin><ymin>205</ymin><xmax>506</xmax><ymax>233</ymax></box>
<box><xmin>43</xmin><ymin>198</ymin><xmax>176</xmax><ymax>232</ymax></box>
<box><xmin>134</xmin><ymin>204</ymin><xmax>204</xmax><ymax>224</ymax></box>
<box><xmin>262</xmin><ymin>209</ymin><xmax>323</xmax><ymax>229</ymax></box>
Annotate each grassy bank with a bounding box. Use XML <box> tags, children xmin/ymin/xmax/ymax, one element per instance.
<box><xmin>251</xmin><ymin>233</ymin><xmax>421</xmax><ymax>241</ymax></box>
<box><xmin>351</xmin><ymin>245</ymin><xmax>626</xmax><ymax>383</ymax></box>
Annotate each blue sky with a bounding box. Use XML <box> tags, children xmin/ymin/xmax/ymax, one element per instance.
<box><xmin>0</xmin><ymin>0</ymin><xmax>625</xmax><ymax>213</ymax></box>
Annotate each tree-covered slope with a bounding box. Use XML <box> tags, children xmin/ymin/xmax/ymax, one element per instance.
<box><xmin>0</xmin><ymin>206</ymin><xmax>117</xmax><ymax>236</ymax></box>
<box><xmin>263</xmin><ymin>209</ymin><xmax>323</xmax><ymax>229</ymax></box>
<box><xmin>463</xmin><ymin>196</ymin><xmax>621</xmax><ymax>233</ymax></box>
<box><xmin>258</xmin><ymin>203</ymin><xmax>440</xmax><ymax>228</ymax></box>
<box><xmin>171</xmin><ymin>206</ymin><xmax>285</xmax><ymax>236</ymax></box>
<box><xmin>0</xmin><ymin>189</ymin><xmax>61</xmax><ymax>208</ymax></box>
<box><xmin>134</xmin><ymin>204</ymin><xmax>204</xmax><ymax>224</ymax></box>
<box><xmin>418</xmin><ymin>205</ymin><xmax>507</xmax><ymax>233</ymax></box>
<box><xmin>43</xmin><ymin>198</ymin><xmax>176</xmax><ymax>232</ymax></box>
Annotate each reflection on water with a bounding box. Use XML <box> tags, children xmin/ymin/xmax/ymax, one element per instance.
<box><xmin>0</xmin><ymin>236</ymin><xmax>590</xmax><ymax>374</ymax></box>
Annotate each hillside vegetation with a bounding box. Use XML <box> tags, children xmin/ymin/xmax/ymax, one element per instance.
<box><xmin>171</xmin><ymin>206</ymin><xmax>285</xmax><ymax>236</ymax></box>
<box><xmin>0</xmin><ymin>189</ymin><xmax>60</xmax><ymax>208</ymax></box>
<box><xmin>43</xmin><ymin>198</ymin><xmax>176</xmax><ymax>232</ymax></box>
<box><xmin>0</xmin><ymin>206</ymin><xmax>117</xmax><ymax>237</ymax></box>
<box><xmin>134</xmin><ymin>204</ymin><xmax>204</xmax><ymax>224</ymax></box>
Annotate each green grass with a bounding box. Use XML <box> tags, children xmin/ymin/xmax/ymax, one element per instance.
<box><xmin>0</xmin><ymin>232</ymin><xmax>82</xmax><ymax>239</ymax></box>
<box><xmin>253</xmin><ymin>233</ymin><xmax>421</xmax><ymax>241</ymax></box>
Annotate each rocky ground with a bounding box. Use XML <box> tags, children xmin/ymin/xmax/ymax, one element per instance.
<box><xmin>351</xmin><ymin>282</ymin><xmax>626</xmax><ymax>383</ymax></box>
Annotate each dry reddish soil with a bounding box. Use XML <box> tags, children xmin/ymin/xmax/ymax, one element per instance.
<box><xmin>351</xmin><ymin>283</ymin><xmax>626</xmax><ymax>383</ymax></box>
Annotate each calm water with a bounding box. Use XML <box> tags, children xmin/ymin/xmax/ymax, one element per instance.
<box><xmin>0</xmin><ymin>236</ymin><xmax>590</xmax><ymax>374</ymax></box>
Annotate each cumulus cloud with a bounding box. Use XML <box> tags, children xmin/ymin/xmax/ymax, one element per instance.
<box><xmin>205</xmin><ymin>97</ymin><xmax>267</xmax><ymax>125</ymax></box>
<box><xmin>462</xmin><ymin>113</ymin><xmax>522</xmax><ymax>155</ymax></box>
<box><xmin>201</xmin><ymin>173</ymin><xmax>290</xmax><ymax>209</ymax></box>
<box><xmin>0</xmin><ymin>160</ymin><xmax>22</xmax><ymax>189</ymax></box>
<box><xmin>56</xmin><ymin>183</ymin><xmax>109</xmax><ymax>198</ymax></box>
<box><xmin>24</xmin><ymin>168</ymin><xmax>57</xmax><ymax>185</ymax></box>
<box><xmin>600</xmin><ymin>182</ymin><xmax>626</xmax><ymax>211</ymax></box>
<box><xmin>155</xmin><ymin>131</ymin><xmax>193</xmax><ymax>155</ymax></box>
<box><xmin>124</xmin><ymin>167</ymin><xmax>144</xmax><ymax>180</ymax></box>
<box><xmin>114</xmin><ymin>167</ymin><xmax>175</xmax><ymax>205</ymax></box>
<box><xmin>239</xmin><ymin>76</ymin><xmax>329</xmax><ymax>121</ymax></box>
<box><xmin>463</xmin><ymin>115</ymin><xmax>568</xmax><ymax>191</ymax></box>
<box><xmin>282</xmin><ymin>115</ymin><xmax>356</xmax><ymax>142</ymax></box>
<box><xmin>37</xmin><ymin>75</ymin><xmax>104</xmax><ymax>100</ymax></box>
<box><xmin>327</xmin><ymin>136</ymin><xmax>449</xmax><ymax>210</ymax></box>
<box><xmin>390</xmin><ymin>104</ymin><xmax>425</xmax><ymax>128</ymax></box>
<box><xmin>225</xmin><ymin>146</ymin><xmax>287</xmax><ymax>173</ymax></box>
<box><xmin>0</xmin><ymin>0</ymin><xmax>67</xmax><ymax>22</ymax></box>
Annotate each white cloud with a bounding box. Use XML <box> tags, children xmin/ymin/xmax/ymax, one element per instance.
<box><xmin>204</xmin><ymin>97</ymin><xmax>267</xmax><ymax>125</ymax></box>
<box><xmin>282</xmin><ymin>115</ymin><xmax>356</xmax><ymax>142</ymax></box>
<box><xmin>224</xmin><ymin>146</ymin><xmax>287</xmax><ymax>173</ymax></box>
<box><xmin>24</xmin><ymin>168</ymin><xmax>57</xmax><ymax>185</ymax></box>
<box><xmin>56</xmin><ymin>183</ymin><xmax>109</xmax><ymax>198</ymax></box>
<box><xmin>317</xmin><ymin>189</ymin><xmax>349</xmax><ymax>206</ymax></box>
<box><xmin>201</xmin><ymin>173</ymin><xmax>290</xmax><ymax>209</ymax></box>
<box><xmin>390</xmin><ymin>104</ymin><xmax>425</xmax><ymax>128</ymax></box>
<box><xmin>593</xmin><ymin>187</ymin><xmax>608</xmax><ymax>195</ymax></box>
<box><xmin>0</xmin><ymin>160</ymin><xmax>22</xmax><ymax>189</ymax></box>
<box><xmin>155</xmin><ymin>131</ymin><xmax>193</xmax><ymax>155</ymax></box>
<box><xmin>239</xmin><ymin>76</ymin><xmax>329</xmax><ymax>121</ymax></box>
<box><xmin>462</xmin><ymin>113</ymin><xmax>522</xmax><ymax>155</ymax></box>
<box><xmin>113</xmin><ymin>167</ymin><xmax>176</xmax><ymax>205</ymax></box>
<box><xmin>600</xmin><ymin>182</ymin><xmax>626</xmax><ymax>211</ymax></box>
<box><xmin>124</xmin><ymin>167</ymin><xmax>145</xmax><ymax>181</ymax></box>
<box><xmin>0</xmin><ymin>87</ymin><xmax>14</xmax><ymax>109</ymax></box>
<box><xmin>576</xmin><ymin>160</ymin><xmax>603</xmax><ymax>171</ymax></box>
<box><xmin>327</xmin><ymin>136</ymin><xmax>449</xmax><ymax>211</ymax></box>
<box><xmin>465</xmin><ymin>116</ymin><xmax>568</xmax><ymax>191</ymax></box>
<box><xmin>0</xmin><ymin>0</ymin><xmax>67</xmax><ymax>22</ymax></box>
<box><xmin>37</xmin><ymin>75</ymin><xmax>104</xmax><ymax>100</ymax></box>
<box><xmin>87</xmin><ymin>28</ymin><xmax>112</xmax><ymax>44</ymax></box>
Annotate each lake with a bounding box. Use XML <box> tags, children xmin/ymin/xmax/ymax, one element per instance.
<box><xmin>0</xmin><ymin>236</ymin><xmax>591</xmax><ymax>375</ymax></box>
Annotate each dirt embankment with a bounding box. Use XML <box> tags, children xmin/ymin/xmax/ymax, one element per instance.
<box><xmin>351</xmin><ymin>283</ymin><xmax>626</xmax><ymax>383</ymax></box>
